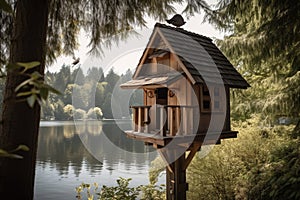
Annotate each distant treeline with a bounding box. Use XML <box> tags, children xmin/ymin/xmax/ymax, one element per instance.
<box><xmin>40</xmin><ymin>65</ymin><xmax>142</xmax><ymax>120</ymax></box>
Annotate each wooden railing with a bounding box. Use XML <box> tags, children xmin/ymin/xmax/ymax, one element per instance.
<box><xmin>131</xmin><ymin>106</ymin><xmax>151</xmax><ymax>133</ymax></box>
<box><xmin>130</xmin><ymin>105</ymin><xmax>195</xmax><ymax>136</ymax></box>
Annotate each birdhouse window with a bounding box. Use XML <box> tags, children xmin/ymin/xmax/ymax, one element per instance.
<box><xmin>214</xmin><ymin>87</ymin><xmax>220</xmax><ymax>96</ymax></box>
<box><xmin>201</xmin><ymin>85</ymin><xmax>223</xmax><ymax>112</ymax></box>
<box><xmin>212</xmin><ymin>87</ymin><xmax>223</xmax><ymax>112</ymax></box>
<box><xmin>201</xmin><ymin>85</ymin><xmax>211</xmax><ymax>112</ymax></box>
<box><xmin>214</xmin><ymin>101</ymin><xmax>220</xmax><ymax>109</ymax></box>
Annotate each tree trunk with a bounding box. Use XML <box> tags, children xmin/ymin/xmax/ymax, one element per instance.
<box><xmin>0</xmin><ymin>1</ymin><xmax>49</xmax><ymax>199</ymax></box>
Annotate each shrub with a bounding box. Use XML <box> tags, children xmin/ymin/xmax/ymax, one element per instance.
<box><xmin>75</xmin><ymin>177</ymin><xmax>166</xmax><ymax>200</ymax></box>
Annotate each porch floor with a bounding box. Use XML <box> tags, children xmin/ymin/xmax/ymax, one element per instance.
<box><xmin>124</xmin><ymin>130</ymin><xmax>238</xmax><ymax>149</ymax></box>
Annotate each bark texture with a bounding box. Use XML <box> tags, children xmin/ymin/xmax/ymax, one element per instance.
<box><xmin>0</xmin><ymin>1</ymin><xmax>49</xmax><ymax>199</ymax></box>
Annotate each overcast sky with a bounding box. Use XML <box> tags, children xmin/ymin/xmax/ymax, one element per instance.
<box><xmin>47</xmin><ymin>2</ymin><xmax>223</xmax><ymax>75</ymax></box>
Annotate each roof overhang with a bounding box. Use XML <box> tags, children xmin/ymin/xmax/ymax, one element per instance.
<box><xmin>126</xmin><ymin>23</ymin><xmax>250</xmax><ymax>89</ymax></box>
<box><xmin>120</xmin><ymin>72</ymin><xmax>183</xmax><ymax>89</ymax></box>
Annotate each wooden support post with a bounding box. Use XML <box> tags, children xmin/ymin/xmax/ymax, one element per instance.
<box><xmin>165</xmin><ymin>151</ymin><xmax>188</xmax><ymax>200</ymax></box>
<box><xmin>144</xmin><ymin>107</ymin><xmax>149</xmax><ymax>133</ymax></box>
<box><xmin>138</xmin><ymin>107</ymin><xmax>142</xmax><ymax>132</ymax></box>
<box><xmin>160</xmin><ymin>106</ymin><xmax>166</xmax><ymax>136</ymax></box>
<box><xmin>166</xmin><ymin>161</ymin><xmax>175</xmax><ymax>200</ymax></box>
<box><xmin>188</xmin><ymin>108</ymin><xmax>192</xmax><ymax>135</ymax></box>
<box><xmin>175</xmin><ymin>154</ymin><xmax>188</xmax><ymax>200</ymax></box>
<box><xmin>183</xmin><ymin>107</ymin><xmax>188</xmax><ymax>135</ymax></box>
<box><xmin>175</xmin><ymin>107</ymin><xmax>180</xmax><ymax>135</ymax></box>
<box><xmin>158</xmin><ymin>149</ymin><xmax>174</xmax><ymax>174</ymax></box>
<box><xmin>169</xmin><ymin>107</ymin><xmax>174</xmax><ymax>136</ymax></box>
<box><xmin>184</xmin><ymin>144</ymin><xmax>201</xmax><ymax>170</ymax></box>
<box><xmin>132</xmin><ymin>107</ymin><xmax>138</xmax><ymax>132</ymax></box>
<box><xmin>160</xmin><ymin>107</ymin><xmax>163</xmax><ymax>135</ymax></box>
<box><xmin>158</xmin><ymin>145</ymin><xmax>201</xmax><ymax>200</ymax></box>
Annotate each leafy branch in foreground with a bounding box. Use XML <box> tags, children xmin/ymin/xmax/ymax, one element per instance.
<box><xmin>7</xmin><ymin>62</ymin><xmax>61</xmax><ymax>107</ymax></box>
<box><xmin>0</xmin><ymin>145</ymin><xmax>29</xmax><ymax>159</ymax></box>
<box><xmin>0</xmin><ymin>0</ymin><xmax>12</xmax><ymax>13</ymax></box>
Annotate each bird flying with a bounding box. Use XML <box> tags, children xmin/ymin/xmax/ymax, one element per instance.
<box><xmin>72</xmin><ymin>56</ymin><xmax>80</xmax><ymax>65</ymax></box>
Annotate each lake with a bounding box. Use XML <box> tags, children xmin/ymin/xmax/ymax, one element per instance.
<box><xmin>34</xmin><ymin>120</ymin><xmax>162</xmax><ymax>200</ymax></box>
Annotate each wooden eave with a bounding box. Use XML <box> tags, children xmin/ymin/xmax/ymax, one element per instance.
<box><xmin>120</xmin><ymin>71</ymin><xmax>184</xmax><ymax>89</ymax></box>
<box><xmin>132</xmin><ymin>26</ymin><xmax>196</xmax><ymax>85</ymax></box>
<box><xmin>132</xmin><ymin>28</ymin><xmax>159</xmax><ymax>79</ymax></box>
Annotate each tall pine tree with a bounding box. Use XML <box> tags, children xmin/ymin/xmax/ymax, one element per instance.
<box><xmin>205</xmin><ymin>0</ymin><xmax>300</xmax><ymax>123</ymax></box>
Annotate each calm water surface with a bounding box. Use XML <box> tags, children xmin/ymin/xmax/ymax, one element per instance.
<box><xmin>34</xmin><ymin>120</ymin><xmax>160</xmax><ymax>200</ymax></box>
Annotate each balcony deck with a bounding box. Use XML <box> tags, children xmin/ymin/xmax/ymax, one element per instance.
<box><xmin>127</xmin><ymin>105</ymin><xmax>238</xmax><ymax>149</ymax></box>
<box><xmin>125</xmin><ymin>130</ymin><xmax>238</xmax><ymax>149</ymax></box>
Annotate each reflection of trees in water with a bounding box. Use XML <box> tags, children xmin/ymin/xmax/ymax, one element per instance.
<box><xmin>37</xmin><ymin>122</ymin><xmax>157</xmax><ymax>177</ymax></box>
<box><xmin>37</xmin><ymin>125</ymin><xmax>102</xmax><ymax>177</ymax></box>
<box><xmin>77</xmin><ymin>122</ymin><xmax>157</xmax><ymax>170</ymax></box>
<box><xmin>63</xmin><ymin>125</ymin><xmax>75</xmax><ymax>138</ymax></box>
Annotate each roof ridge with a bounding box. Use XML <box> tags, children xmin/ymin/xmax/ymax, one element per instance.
<box><xmin>155</xmin><ymin>22</ymin><xmax>213</xmax><ymax>42</ymax></box>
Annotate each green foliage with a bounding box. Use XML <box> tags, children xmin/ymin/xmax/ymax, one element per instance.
<box><xmin>148</xmin><ymin>156</ymin><xmax>165</xmax><ymax>185</ymax></box>
<box><xmin>76</xmin><ymin>183</ymin><xmax>97</xmax><ymax>200</ymax></box>
<box><xmin>202</xmin><ymin>5</ymin><xmax>300</xmax><ymax>198</ymax></box>
<box><xmin>8</xmin><ymin>62</ymin><xmax>61</xmax><ymax>107</ymax></box>
<box><xmin>75</xmin><ymin>177</ymin><xmax>166</xmax><ymax>200</ymax></box>
<box><xmin>37</xmin><ymin>65</ymin><xmax>141</xmax><ymax>120</ymax></box>
<box><xmin>186</xmin><ymin>116</ymin><xmax>299</xmax><ymax>200</ymax></box>
<box><xmin>63</xmin><ymin>104</ymin><xmax>74</xmax><ymax>120</ymax></box>
<box><xmin>0</xmin><ymin>0</ymin><xmax>12</xmax><ymax>13</ymax></box>
<box><xmin>0</xmin><ymin>145</ymin><xmax>29</xmax><ymax>159</ymax></box>
<box><xmin>102</xmin><ymin>93</ymin><xmax>113</xmax><ymax>119</ymax></box>
<box><xmin>247</xmin><ymin>125</ymin><xmax>300</xmax><ymax>200</ymax></box>
<box><xmin>139</xmin><ymin>184</ymin><xmax>166</xmax><ymax>200</ymax></box>
<box><xmin>206</xmin><ymin>0</ymin><xmax>300</xmax><ymax>123</ymax></box>
<box><xmin>193</xmin><ymin>3</ymin><xmax>300</xmax><ymax>198</ymax></box>
<box><xmin>1</xmin><ymin>61</ymin><xmax>61</xmax><ymax>108</ymax></box>
<box><xmin>73</xmin><ymin>108</ymin><xmax>87</xmax><ymax>120</ymax></box>
<box><xmin>53</xmin><ymin>99</ymin><xmax>66</xmax><ymax>120</ymax></box>
<box><xmin>99</xmin><ymin>178</ymin><xmax>140</xmax><ymax>200</ymax></box>
<box><xmin>87</xmin><ymin>107</ymin><xmax>103</xmax><ymax>120</ymax></box>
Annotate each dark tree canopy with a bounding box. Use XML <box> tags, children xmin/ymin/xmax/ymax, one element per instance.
<box><xmin>208</xmin><ymin>0</ymin><xmax>300</xmax><ymax>68</ymax></box>
<box><xmin>0</xmin><ymin>0</ymin><xmax>211</xmax><ymax>66</ymax></box>
<box><xmin>205</xmin><ymin>0</ymin><xmax>300</xmax><ymax>122</ymax></box>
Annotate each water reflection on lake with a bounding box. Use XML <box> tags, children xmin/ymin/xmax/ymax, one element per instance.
<box><xmin>34</xmin><ymin>120</ymin><xmax>159</xmax><ymax>200</ymax></box>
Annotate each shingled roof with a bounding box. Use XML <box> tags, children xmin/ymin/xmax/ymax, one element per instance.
<box><xmin>131</xmin><ymin>23</ymin><xmax>250</xmax><ymax>89</ymax></box>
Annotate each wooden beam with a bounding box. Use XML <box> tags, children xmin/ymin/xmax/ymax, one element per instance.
<box><xmin>144</xmin><ymin>107</ymin><xmax>149</xmax><ymax>133</ymax></box>
<box><xmin>183</xmin><ymin>143</ymin><xmax>201</xmax><ymax>170</ymax></box>
<box><xmin>133</xmin><ymin>29</ymin><xmax>159</xmax><ymax>79</ymax></box>
<box><xmin>176</xmin><ymin>155</ymin><xmax>188</xmax><ymax>199</ymax></box>
<box><xmin>125</xmin><ymin>131</ymin><xmax>167</xmax><ymax>146</ymax></box>
<box><xmin>158</xmin><ymin>149</ymin><xmax>173</xmax><ymax>173</ymax></box>
<box><xmin>138</xmin><ymin>107</ymin><xmax>142</xmax><ymax>132</ymax></box>
<box><xmin>175</xmin><ymin>106</ymin><xmax>180</xmax><ymax>135</ymax></box>
<box><xmin>124</xmin><ymin>130</ymin><xmax>238</xmax><ymax>148</ymax></box>
<box><xmin>166</xmin><ymin>163</ymin><xmax>174</xmax><ymax>200</ymax></box>
<box><xmin>132</xmin><ymin>108</ymin><xmax>137</xmax><ymax>132</ymax></box>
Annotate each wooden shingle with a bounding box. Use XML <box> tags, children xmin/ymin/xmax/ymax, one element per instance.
<box><xmin>155</xmin><ymin>23</ymin><xmax>249</xmax><ymax>88</ymax></box>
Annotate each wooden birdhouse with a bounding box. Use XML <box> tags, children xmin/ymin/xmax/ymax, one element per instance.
<box><xmin>120</xmin><ymin>23</ymin><xmax>249</xmax><ymax>200</ymax></box>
